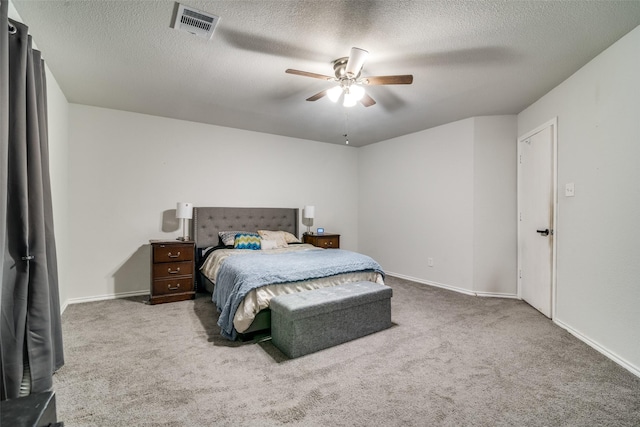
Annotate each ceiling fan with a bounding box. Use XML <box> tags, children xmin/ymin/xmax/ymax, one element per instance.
<box><xmin>286</xmin><ymin>47</ymin><xmax>413</xmax><ymax>107</ymax></box>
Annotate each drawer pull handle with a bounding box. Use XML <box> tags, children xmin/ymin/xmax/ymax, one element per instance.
<box><xmin>168</xmin><ymin>284</ymin><xmax>181</xmax><ymax>291</ymax></box>
<box><xmin>167</xmin><ymin>267</ymin><xmax>181</xmax><ymax>274</ymax></box>
<box><xmin>167</xmin><ymin>251</ymin><xmax>181</xmax><ymax>258</ymax></box>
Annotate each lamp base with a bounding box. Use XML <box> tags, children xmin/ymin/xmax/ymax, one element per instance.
<box><xmin>178</xmin><ymin>219</ymin><xmax>190</xmax><ymax>242</ymax></box>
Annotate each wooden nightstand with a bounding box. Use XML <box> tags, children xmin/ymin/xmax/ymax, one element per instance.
<box><xmin>149</xmin><ymin>240</ymin><xmax>195</xmax><ymax>304</ymax></box>
<box><xmin>303</xmin><ymin>233</ymin><xmax>340</xmax><ymax>249</ymax></box>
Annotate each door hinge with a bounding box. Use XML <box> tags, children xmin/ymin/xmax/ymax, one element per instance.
<box><xmin>519</xmin><ymin>269</ymin><xmax>522</xmax><ymax>279</ymax></box>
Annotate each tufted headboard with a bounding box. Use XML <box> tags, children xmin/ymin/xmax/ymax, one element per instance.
<box><xmin>192</xmin><ymin>207</ymin><xmax>299</xmax><ymax>250</ymax></box>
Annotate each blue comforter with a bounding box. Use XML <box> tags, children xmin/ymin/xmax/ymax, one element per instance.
<box><xmin>213</xmin><ymin>248</ymin><xmax>384</xmax><ymax>340</ymax></box>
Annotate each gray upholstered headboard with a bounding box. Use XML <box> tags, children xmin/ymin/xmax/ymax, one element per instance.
<box><xmin>192</xmin><ymin>207</ymin><xmax>299</xmax><ymax>250</ymax></box>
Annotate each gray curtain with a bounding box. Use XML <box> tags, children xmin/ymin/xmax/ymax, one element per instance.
<box><xmin>1</xmin><ymin>3</ymin><xmax>64</xmax><ymax>400</ymax></box>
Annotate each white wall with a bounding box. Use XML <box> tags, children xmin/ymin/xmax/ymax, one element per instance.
<box><xmin>518</xmin><ymin>26</ymin><xmax>640</xmax><ymax>374</ymax></box>
<box><xmin>46</xmin><ymin>66</ymin><xmax>70</xmax><ymax>308</ymax></box>
<box><xmin>358</xmin><ymin>116</ymin><xmax>517</xmax><ymax>295</ymax></box>
<box><xmin>359</xmin><ymin>119</ymin><xmax>474</xmax><ymax>291</ymax></box>
<box><xmin>67</xmin><ymin>105</ymin><xmax>359</xmax><ymax>301</ymax></box>
<box><xmin>9</xmin><ymin>0</ymin><xmax>71</xmax><ymax>309</ymax></box>
<box><xmin>473</xmin><ymin>116</ymin><xmax>518</xmax><ymax>296</ymax></box>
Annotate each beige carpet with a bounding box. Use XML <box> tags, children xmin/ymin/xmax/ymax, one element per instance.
<box><xmin>54</xmin><ymin>276</ymin><xmax>640</xmax><ymax>426</ymax></box>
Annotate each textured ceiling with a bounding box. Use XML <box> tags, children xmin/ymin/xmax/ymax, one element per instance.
<box><xmin>11</xmin><ymin>1</ymin><xmax>640</xmax><ymax>147</ymax></box>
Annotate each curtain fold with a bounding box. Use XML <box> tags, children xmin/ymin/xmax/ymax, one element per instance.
<box><xmin>1</xmin><ymin>5</ymin><xmax>64</xmax><ymax>400</ymax></box>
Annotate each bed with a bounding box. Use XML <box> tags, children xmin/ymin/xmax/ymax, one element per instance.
<box><xmin>192</xmin><ymin>207</ymin><xmax>385</xmax><ymax>340</ymax></box>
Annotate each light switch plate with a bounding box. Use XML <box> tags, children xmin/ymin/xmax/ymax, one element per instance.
<box><xmin>565</xmin><ymin>183</ymin><xmax>575</xmax><ymax>197</ymax></box>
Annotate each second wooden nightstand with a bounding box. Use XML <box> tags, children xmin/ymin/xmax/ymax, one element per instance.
<box><xmin>149</xmin><ymin>240</ymin><xmax>195</xmax><ymax>305</ymax></box>
<box><xmin>303</xmin><ymin>233</ymin><xmax>340</xmax><ymax>249</ymax></box>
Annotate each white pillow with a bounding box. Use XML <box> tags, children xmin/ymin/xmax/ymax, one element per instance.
<box><xmin>260</xmin><ymin>239</ymin><xmax>278</xmax><ymax>250</ymax></box>
<box><xmin>257</xmin><ymin>230</ymin><xmax>288</xmax><ymax>248</ymax></box>
<box><xmin>282</xmin><ymin>231</ymin><xmax>301</xmax><ymax>244</ymax></box>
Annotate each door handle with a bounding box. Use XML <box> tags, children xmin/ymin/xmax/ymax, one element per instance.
<box><xmin>536</xmin><ymin>229</ymin><xmax>550</xmax><ymax>236</ymax></box>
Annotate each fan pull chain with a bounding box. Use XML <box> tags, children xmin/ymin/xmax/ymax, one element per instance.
<box><xmin>344</xmin><ymin>110</ymin><xmax>349</xmax><ymax>144</ymax></box>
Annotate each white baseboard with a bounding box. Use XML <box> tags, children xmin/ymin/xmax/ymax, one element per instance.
<box><xmin>474</xmin><ymin>290</ymin><xmax>519</xmax><ymax>299</ymax></box>
<box><xmin>62</xmin><ymin>290</ymin><xmax>149</xmax><ymax>313</ymax></box>
<box><xmin>387</xmin><ymin>272</ymin><xmax>476</xmax><ymax>296</ymax></box>
<box><xmin>554</xmin><ymin>318</ymin><xmax>640</xmax><ymax>378</ymax></box>
<box><xmin>386</xmin><ymin>272</ymin><xmax>518</xmax><ymax>299</ymax></box>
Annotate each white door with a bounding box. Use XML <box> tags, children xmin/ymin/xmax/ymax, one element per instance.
<box><xmin>518</xmin><ymin>120</ymin><xmax>556</xmax><ymax>318</ymax></box>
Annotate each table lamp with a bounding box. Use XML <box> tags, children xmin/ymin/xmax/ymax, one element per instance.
<box><xmin>176</xmin><ymin>202</ymin><xmax>193</xmax><ymax>241</ymax></box>
<box><xmin>303</xmin><ymin>205</ymin><xmax>315</xmax><ymax>235</ymax></box>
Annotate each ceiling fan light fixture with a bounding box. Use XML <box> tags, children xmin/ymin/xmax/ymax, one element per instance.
<box><xmin>286</xmin><ymin>46</ymin><xmax>412</xmax><ymax>108</ymax></box>
<box><xmin>327</xmin><ymin>85</ymin><xmax>343</xmax><ymax>102</ymax></box>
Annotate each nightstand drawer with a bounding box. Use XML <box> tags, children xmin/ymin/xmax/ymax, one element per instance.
<box><xmin>152</xmin><ymin>277</ymin><xmax>194</xmax><ymax>296</ymax></box>
<box><xmin>317</xmin><ymin>236</ymin><xmax>339</xmax><ymax>248</ymax></box>
<box><xmin>303</xmin><ymin>233</ymin><xmax>340</xmax><ymax>249</ymax></box>
<box><xmin>153</xmin><ymin>244</ymin><xmax>194</xmax><ymax>263</ymax></box>
<box><xmin>152</xmin><ymin>261</ymin><xmax>193</xmax><ymax>279</ymax></box>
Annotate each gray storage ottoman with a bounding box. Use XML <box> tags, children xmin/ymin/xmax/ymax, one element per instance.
<box><xmin>270</xmin><ymin>281</ymin><xmax>392</xmax><ymax>358</ymax></box>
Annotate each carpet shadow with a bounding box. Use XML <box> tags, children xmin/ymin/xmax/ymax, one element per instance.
<box><xmin>191</xmin><ymin>292</ymin><xmax>265</xmax><ymax>348</ymax></box>
<box><xmin>258</xmin><ymin>340</ymin><xmax>288</xmax><ymax>362</ymax></box>
<box><xmin>257</xmin><ymin>321</ymin><xmax>400</xmax><ymax>363</ymax></box>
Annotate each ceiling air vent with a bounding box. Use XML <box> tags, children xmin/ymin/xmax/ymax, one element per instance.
<box><xmin>173</xmin><ymin>3</ymin><xmax>220</xmax><ymax>40</ymax></box>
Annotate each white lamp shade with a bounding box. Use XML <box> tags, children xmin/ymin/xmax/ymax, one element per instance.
<box><xmin>327</xmin><ymin>85</ymin><xmax>343</xmax><ymax>102</ymax></box>
<box><xmin>343</xmin><ymin>92</ymin><xmax>358</xmax><ymax>107</ymax></box>
<box><xmin>349</xmin><ymin>84</ymin><xmax>365</xmax><ymax>101</ymax></box>
<box><xmin>176</xmin><ymin>202</ymin><xmax>193</xmax><ymax>219</ymax></box>
<box><xmin>303</xmin><ymin>205</ymin><xmax>315</xmax><ymax>219</ymax></box>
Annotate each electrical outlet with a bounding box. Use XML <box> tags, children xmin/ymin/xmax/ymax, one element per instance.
<box><xmin>427</xmin><ymin>257</ymin><xmax>434</xmax><ymax>267</ymax></box>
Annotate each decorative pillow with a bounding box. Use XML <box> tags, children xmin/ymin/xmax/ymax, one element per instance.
<box><xmin>282</xmin><ymin>231</ymin><xmax>301</xmax><ymax>244</ymax></box>
<box><xmin>260</xmin><ymin>239</ymin><xmax>278</xmax><ymax>250</ymax></box>
<box><xmin>219</xmin><ymin>230</ymin><xmax>247</xmax><ymax>246</ymax></box>
<box><xmin>234</xmin><ymin>233</ymin><xmax>261</xmax><ymax>250</ymax></box>
<box><xmin>257</xmin><ymin>230</ymin><xmax>288</xmax><ymax>248</ymax></box>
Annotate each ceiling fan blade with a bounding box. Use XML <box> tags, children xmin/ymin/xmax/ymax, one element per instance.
<box><xmin>360</xmin><ymin>93</ymin><xmax>376</xmax><ymax>107</ymax></box>
<box><xmin>286</xmin><ymin>69</ymin><xmax>334</xmax><ymax>81</ymax></box>
<box><xmin>345</xmin><ymin>47</ymin><xmax>369</xmax><ymax>77</ymax></box>
<box><xmin>363</xmin><ymin>75</ymin><xmax>414</xmax><ymax>85</ymax></box>
<box><xmin>306</xmin><ymin>90</ymin><xmax>327</xmax><ymax>102</ymax></box>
